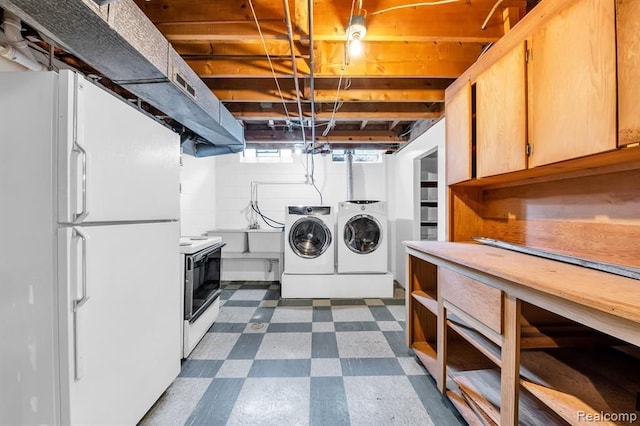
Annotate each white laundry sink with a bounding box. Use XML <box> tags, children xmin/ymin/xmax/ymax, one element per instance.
<box><xmin>247</xmin><ymin>229</ymin><xmax>284</xmax><ymax>253</ymax></box>
<box><xmin>206</xmin><ymin>229</ymin><xmax>248</xmax><ymax>252</ymax></box>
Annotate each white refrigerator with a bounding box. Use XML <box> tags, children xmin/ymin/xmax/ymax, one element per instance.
<box><xmin>0</xmin><ymin>70</ymin><xmax>181</xmax><ymax>425</ymax></box>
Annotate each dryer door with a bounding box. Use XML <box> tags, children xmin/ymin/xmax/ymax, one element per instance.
<box><xmin>289</xmin><ymin>216</ymin><xmax>332</xmax><ymax>259</ymax></box>
<box><xmin>343</xmin><ymin>214</ymin><xmax>382</xmax><ymax>254</ymax></box>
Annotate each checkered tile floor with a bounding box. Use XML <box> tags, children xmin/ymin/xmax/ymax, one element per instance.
<box><xmin>140</xmin><ymin>281</ymin><xmax>464</xmax><ymax>426</ymax></box>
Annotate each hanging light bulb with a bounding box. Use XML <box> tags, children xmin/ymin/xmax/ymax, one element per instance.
<box><xmin>349</xmin><ymin>36</ymin><xmax>363</xmax><ymax>56</ymax></box>
<box><xmin>346</xmin><ymin>13</ymin><xmax>367</xmax><ymax>57</ymax></box>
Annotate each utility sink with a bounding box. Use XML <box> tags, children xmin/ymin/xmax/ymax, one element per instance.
<box><xmin>247</xmin><ymin>229</ymin><xmax>283</xmax><ymax>253</ymax></box>
<box><xmin>206</xmin><ymin>228</ymin><xmax>283</xmax><ymax>253</ymax></box>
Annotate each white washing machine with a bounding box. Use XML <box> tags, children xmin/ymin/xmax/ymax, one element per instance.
<box><xmin>337</xmin><ymin>200</ymin><xmax>388</xmax><ymax>274</ymax></box>
<box><xmin>284</xmin><ymin>206</ymin><xmax>335</xmax><ymax>274</ymax></box>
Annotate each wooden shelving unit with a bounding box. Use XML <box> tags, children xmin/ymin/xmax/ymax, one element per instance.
<box><xmin>419</xmin><ymin>152</ymin><xmax>438</xmax><ymax>241</ymax></box>
<box><xmin>406</xmin><ymin>0</ymin><xmax>640</xmax><ymax>423</ymax></box>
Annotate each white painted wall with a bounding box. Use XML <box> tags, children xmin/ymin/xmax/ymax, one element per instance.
<box><xmin>388</xmin><ymin>119</ymin><xmax>447</xmax><ymax>287</ymax></box>
<box><xmin>213</xmin><ymin>153</ymin><xmax>387</xmax><ymax>228</ymax></box>
<box><xmin>179</xmin><ymin>154</ymin><xmax>217</xmax><ymax>236</ymax></box>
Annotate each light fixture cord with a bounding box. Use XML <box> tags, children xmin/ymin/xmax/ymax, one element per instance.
<box><xmin>248</xmin><ymin>0</ymin><xmax>291</xmax><ymax>122</ymax></box>
<box><xmin>370</xmin><ymin>0</ymin><xmax>461</xmax><ymax>16</ymax></box>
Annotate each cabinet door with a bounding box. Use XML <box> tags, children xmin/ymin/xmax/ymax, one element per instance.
<box><xmin>445</xmin><ymin>83</ymin><xmax>473</xmax><ymax>185</ymax></box>
<box><xmin>476</xmin><ymin>42</ymin><xmax>527</xmax><ymax>178</ymax></box>
<box><xmin>527</xmin><ymin>0</ymin><xmax>616</xmax><ymax>168</ymax></box>
<box><xmin>617</xmin><ymin>0</ymin><xmax>640</xmax><ymax>146</ymax></box>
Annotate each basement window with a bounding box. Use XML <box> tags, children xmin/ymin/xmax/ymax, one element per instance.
<box><xmin>241</xmin><ymin>148</ymin><xmax>293</xmax><ymax>163</ymax></box>
<box><xmin>332</xmin><ymin>149</ymin><xmax>383</xmax><ymax>163</ymax></box>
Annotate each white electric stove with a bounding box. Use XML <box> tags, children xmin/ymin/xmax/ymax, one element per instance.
<box><xmin>179</xmin><ymin>236</ymin><xmax>224</xmax><ymax>358</ymax></box>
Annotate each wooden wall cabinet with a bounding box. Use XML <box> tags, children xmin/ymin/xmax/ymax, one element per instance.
<box><xmin>445</xmin><ymin>0</ymin><xmax>620</xmax><ymax>181</ymax></box>
<box><xmin>527</xmin><ymin>0</ymin><xmax>617</xmax><ymax>167</ymax></box>
<box><xmin>445</xmin><ymin>83</ymin><xmax>472</xmax><ymax>185</ymax></box>
<box><xmin>476</xmin><ymin>42</ymin><xmax>527</xmax><ymax>178</ymax></box>
<box><xmin>616</xmin><ymin>0</ymin><xmax>640</xmax><ymax>146</ymax></box>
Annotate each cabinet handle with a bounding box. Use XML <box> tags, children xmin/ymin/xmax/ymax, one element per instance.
<box><xmin>72</xmin><ymin>74</ymin><xmax>89</xmax><ymax>223</ymax></box>
<box><xmin>72</xmin><ymin>227</ymin><xmax>89</xmax><ymax>381</ymax></box>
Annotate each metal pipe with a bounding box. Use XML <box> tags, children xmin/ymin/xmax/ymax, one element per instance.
<box><xmin>308</xmin><ymin>0</ymin><xmax>316</xmax><ymax>152</ymax></box>
<box><xmin>282</xmin><ymin>0</ymin><xmax>306</xmax><ymax>146</ymax></box>
<box><xmin>346</xmin><ymin>150</ymin><xmax>354</xmax><ymax>201</ymax></box>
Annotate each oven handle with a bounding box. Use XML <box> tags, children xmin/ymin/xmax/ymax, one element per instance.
<box><xmin>190</xmin><ymin>242</ymin><xmax>226</xmax><ymax>264</ymax></box>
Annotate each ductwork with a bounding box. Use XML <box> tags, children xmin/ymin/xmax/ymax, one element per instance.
<box><xmin>0</xmin><ymin>0</ymin><xmax>244</xmax><ymax>156</ymax></box>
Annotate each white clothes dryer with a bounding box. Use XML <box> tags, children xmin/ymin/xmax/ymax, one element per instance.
<box><xmin>284</xmin><ymin>206</ymin><xmax>335</xmax><ymax>274</ymax></box>
<box><xmin>337</xmin><ymin>200</ymin><xmax>388</xmax><ymax>274</ymax></box>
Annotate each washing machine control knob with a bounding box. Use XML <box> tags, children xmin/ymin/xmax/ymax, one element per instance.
<box><xmin>306</xmin><ymin>207</ymin><xmax>313</xmax><ymax>213</ymax></box>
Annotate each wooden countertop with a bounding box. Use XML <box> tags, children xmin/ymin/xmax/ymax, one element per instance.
<box><xmin>403</xmin><ymin>241</ymin><xmax>640</xmax><ymax>324</ymax></box>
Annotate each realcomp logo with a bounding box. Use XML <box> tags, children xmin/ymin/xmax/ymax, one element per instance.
<box><xmin>577</xmin><ymin>411</ymin><xmax>638</xmax><ymax>423</ymax></box>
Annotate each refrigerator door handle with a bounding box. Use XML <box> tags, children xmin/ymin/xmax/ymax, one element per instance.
<box><xmin>72</xmin><ymin>227</ymin><xmax>89</xmax><ymax>381</ymax></box>
<box><xmin>72</xmin><ymin>74</ymin><xmax>89</xmax><ymax>224</ymax></box>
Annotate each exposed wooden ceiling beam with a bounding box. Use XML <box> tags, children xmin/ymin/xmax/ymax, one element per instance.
<box><xmin>204</xmin><ymin>77</ymin><xmax>450</xmax><ymax>102</ymax></box>
<box><xmin>134</xmin><ymin>0</ymin><xmax>526</xmax><ymax>43</ymax></box>
<box><xmin>245</xmin><ymin>129</ymin><xmax>404</xmax><ymax>142</ymax></box>
<box><xmin>187</xmin><ymin>42</ymin><xmax>483</xmax><ymax>78</ymax></box>
<box><xmin>226</xmin><ymin>102</ymin><xmax>443</xmax><ymax>121</ymax></box>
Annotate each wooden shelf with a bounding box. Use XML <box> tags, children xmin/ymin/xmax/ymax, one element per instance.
<box><xmin>446</xmin><ymin>388</ymin><xmax>488</xmax><ymax>426</ymax></box>
<box><xmin>447</xmin><ymin>319</ymin><xmax>502</xmax><ymax>367</ymax></box>
<box><xmin>412</xmin><ymin>341</ymin><xmax>438</xmax><ymax>378</ymax></box>
<box><xmin>403</xmin><ymin>242</ymin><xmax>640</xmax><ymax>332</ymax></box>
<box><xmin>452</xmin><ymin>369</ymin><xmax>567</xmax><ymax>425</ymax></box>
<box><xmin>520</xmin><ymin>324</ymin><xmax>623</xmax><ymax>349</ymax></box>
<box><xmin>412</xmin><ymin>290</ymin><xmax>437</xmax><ymax>315</ymax></box>
<box><xmin>421</xmin><ymin>180</ymin><xmax>438</xmax><ymax>188</ymax></box>
<box><xmin>520</xmin><ymin>347</ymin><xmax>640</xmax><ymax>425</ymax></box>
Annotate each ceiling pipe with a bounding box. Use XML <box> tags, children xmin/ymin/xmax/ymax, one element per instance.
<box><xmin>282</xmin><ymin>0</ymin><xmax>306</xmax><ymax>146</ymax></box>
<box><xmin>0</xmin><ymin>10</ymin><xmax>44</xmax><ymax>70</ymax></box>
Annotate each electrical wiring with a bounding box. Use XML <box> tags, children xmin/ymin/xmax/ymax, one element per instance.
<box><xmin>370</xmin><ymin>0</ymin><xmax>461</xmax><ymax>16</ymax></box>
<box><xmin>322</xmin><ymin>0</ymin><xmax>358</xmax><ymax>138</ymax></box>
<box><xmin>248</xmin><ymin>0</ymin><xmax>291</xmax><ymax>122</ymax></box>
<box><xmin>251</xmin><ymin>202</ymin><xmax>285</xmax><ymax>229</ymax></box>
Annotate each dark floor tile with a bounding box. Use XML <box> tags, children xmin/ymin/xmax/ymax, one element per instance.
<box><xmin>227</xmin><ymin>334</ymin><xmax>264</xmax><ymax>359</ymax></box>
<box><xmin>334</xmin><ymin>321</ymin><xmax>380</xmax><ymax>332</ymax></box>
<box><xmin>223</xmin><ymin>300</ymin><xmax>261</xmax><ymax>307</ymax></box>
<box><xmin>184</xmin><ymin>378</ymin><xmax>244</xmax><ymax>426</ymax></box>
<box><xmin>368</xmin><ymin>305</ymin><xmax>396</xmax><ymax>321</ymax></box>
<box><xmin>209</xmin><ymin>322</ymin><xmax>246</xmax><ymax>333</ymax></box>
<box><xmin>312</xmin><ymin>332</ymin><xmax>339</xmax><ymax>358</ymax></box>
<box><xmin>263</xmin><ymin>289</ymin><xmax>280</xmax><ymax>300</ymax></box>
<box><xmin>178</xmin><ymin>359</ymin><xmax>224</xmax><ymax>378</ymax></box>
<box><xmin>382</xmin><ymin>298</ymin><xmax>405</xmax><ymax>305</ymax></box>
<box><xmin>248</xmin><ymin>359</ymin><xmax>311</xmax><ymax>377</ymax></box>
<box><xmin>220</xmin><ymin>290</ymin><xmax>236</xmax><ymax>301</ymax></box>
<box><xmin>237</xmin><ymin>283</ymin><xmax>273</xmax><ymax>289</ymax></box>
<box><xmin>312</xmin><ymin>306</ymin><xmax>333</xmax><ymax>322</ymax></box>
<box><xmin>310</xmin><ymin>377</ymin><xmax>350</xmax><ymax>426</ymax></box>
<box><xmin>340</xmin><ymin>358</ymin><xmax>404</xmax><ymax>376</ymax></box>
<box><xmin>278</xmin><ymin>299</ymin><xmax>313</xmax><ymax>306</ymax></box>
<box><xmin>331</xmin><ymin>299</ymin><xmax>366</xmax><ymax>306</ymax></box>
<box><xmin>408</xmin><ymin>375</ymin><xmax>465</xmax><ymax>425</ymax></box>
<box><xmin>267</xmin><ymin>322</ymin><xmax>312</xmax><ymax>332</ymax></box>
<box><xmin>383</xmin><ymin>330</ymin><xmax>412</xmax><ymax>356</ymax></box>
<box><xmin>250</xmin><ymin>307</ymin><xmax>275</xmax><ymax>323</ymax></box>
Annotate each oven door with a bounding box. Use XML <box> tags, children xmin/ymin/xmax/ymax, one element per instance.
<box><xmin>184</xmin><ymin>243</ymin><xmax>225</xmax><ymax>322</ymax></box>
